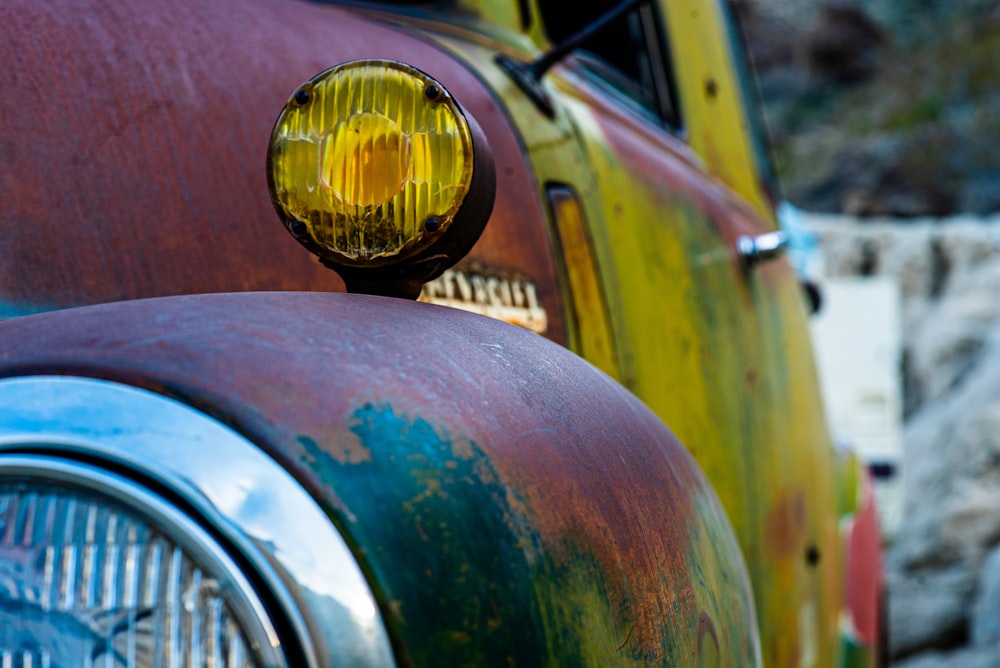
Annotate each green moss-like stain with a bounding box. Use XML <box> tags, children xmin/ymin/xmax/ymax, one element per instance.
<box><xmin>529</xmin><ymin>553</ymin><xmax>660</xmax><ymax>667</ymax></box>
<box><xmin>300</xmin><ymin>403</ymin><xmax>555</xmax><ymax>666</ymax></box>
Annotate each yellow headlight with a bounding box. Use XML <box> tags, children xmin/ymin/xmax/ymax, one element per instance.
<box><xmin>267</xmin><ymin>60</ymin><xmax>476</xmax><ymax>267</ymax></box>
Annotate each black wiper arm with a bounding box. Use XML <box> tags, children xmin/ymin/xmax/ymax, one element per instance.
<box><xmin>496</xmin><ymin>0</ymin><xmax>648</xmax><ymax>116</ymax></box>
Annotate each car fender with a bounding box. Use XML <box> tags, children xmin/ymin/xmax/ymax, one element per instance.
<box><xmin>0</xmin><ymin>291</ymin><xmax>761</xmax><ymax>666</ymax></box>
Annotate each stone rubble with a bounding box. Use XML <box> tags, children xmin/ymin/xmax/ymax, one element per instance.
<box><xmin>804</xmin><ymin>212</ymin><xmax>1000</xmax><ymax>664</ymax></box>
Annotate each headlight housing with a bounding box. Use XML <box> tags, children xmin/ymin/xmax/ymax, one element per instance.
<box><xmin>0</xmin><ymin>376</ymin><xmax>395</xmax><ymax>668</ymax></box>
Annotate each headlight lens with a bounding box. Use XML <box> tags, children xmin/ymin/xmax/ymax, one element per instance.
<box><xmin>0</xmin><ymin>456</ymin><xmax>285</xmax><ymax>667</ymax></box>
<box><xmin>267</xmin><ymin>59</ymin><xmax>475</xmax><ymax>266</ymax></box>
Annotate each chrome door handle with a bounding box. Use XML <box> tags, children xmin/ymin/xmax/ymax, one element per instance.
<box><xmin>737</xmin><ymin>230</ymin><xmax>789</xmax><ymax>269</ymax></box>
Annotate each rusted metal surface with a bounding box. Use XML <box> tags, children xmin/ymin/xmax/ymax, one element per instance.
<box><xmin>0</xmin><ymin>292</ymin><xmax>760</xmax><ymax>665</ymax></box>
<box><xmin>0</xmin><ymin>0</ymin><xmax>566</xmax><ymax>342</ymax></box>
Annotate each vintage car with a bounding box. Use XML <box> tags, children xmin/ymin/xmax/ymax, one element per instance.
<box><xmin>0</xmin><ymin>0</ymin><xmax>882</xmax><ymax>665</ymax></box>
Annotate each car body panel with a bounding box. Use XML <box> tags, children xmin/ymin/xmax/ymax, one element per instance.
<box><xmin>0</xmin><ymin>292</ymin><xmax>761</xmax><ymax>666</ymax></box>
<box><xmin>656</xmin><ymin>0</ymin><xmax>777</xmax><ymax>219</ymax></box>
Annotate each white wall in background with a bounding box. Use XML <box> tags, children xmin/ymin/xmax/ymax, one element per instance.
<box><xmin>811</xmin><ymin>277</ymin><xmax>903</xmax><ymax>461</ymax></box>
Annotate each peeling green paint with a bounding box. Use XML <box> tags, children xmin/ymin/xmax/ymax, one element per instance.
<box><xmin>300</xmin><ymin>403</ymin><xmax>551</xmax><ymax>666</ymax></box>
<box><xmin>296</xmin><ymin>402</ymin><xmax>757</xmax><ymax>666</ymax></box>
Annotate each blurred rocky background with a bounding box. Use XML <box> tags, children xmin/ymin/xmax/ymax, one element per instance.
<box><xmin>731</xmin><ymin>0</ymin><xmax>1000</xmax><ymax>665</ymax></box>
<box><xmin>733</xmin><ymin>0</ymin><xmax>1000</xmax><ymax>219</ymax></box>
<box><xmin>807</xmin><ymin>215</ymin><xmax>1000</xmax><ymax>667</ymax></box>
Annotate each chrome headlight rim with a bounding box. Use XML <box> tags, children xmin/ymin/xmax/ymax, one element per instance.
<box><xmin>0</xmin><ymin>375</ymin><xmax>395</xmax><ymax>668</ymax></box>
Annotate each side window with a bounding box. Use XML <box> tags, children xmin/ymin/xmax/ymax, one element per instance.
<box><xmin>539</xmin><ymin>0</ymin><xmax>682</xmax><ymax>129</ymax></box>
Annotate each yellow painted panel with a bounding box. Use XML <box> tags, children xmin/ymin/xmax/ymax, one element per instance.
<box><xmin>551</xmin><ymin>73</ymin><xmax>841</xmax><ymax>664</ymax></box>
<box><xmin>658</xmin><ymin>0</ymin><xmax>774</xmax><ymax>222</ymax></box>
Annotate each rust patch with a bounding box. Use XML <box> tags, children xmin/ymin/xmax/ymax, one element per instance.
<box><xmin>493</xmin><ymin>395</ymin><xmax>717</xmax><ymax>663</ymax></box>
<box><xmin>765</xmin><ymin>491</ymin><xmax>807</xmax><ymax>558</ymax></box>
<box><xmin>299</xmin><ymin>433</ymin><xmax>371</xmax><ymax>465</ymax></box>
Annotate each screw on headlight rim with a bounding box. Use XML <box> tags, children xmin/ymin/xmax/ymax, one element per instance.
<box><xmin>423</xmin><ymin>84</ymin><xmax>442</xmax><ymax>103</ymax></box>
